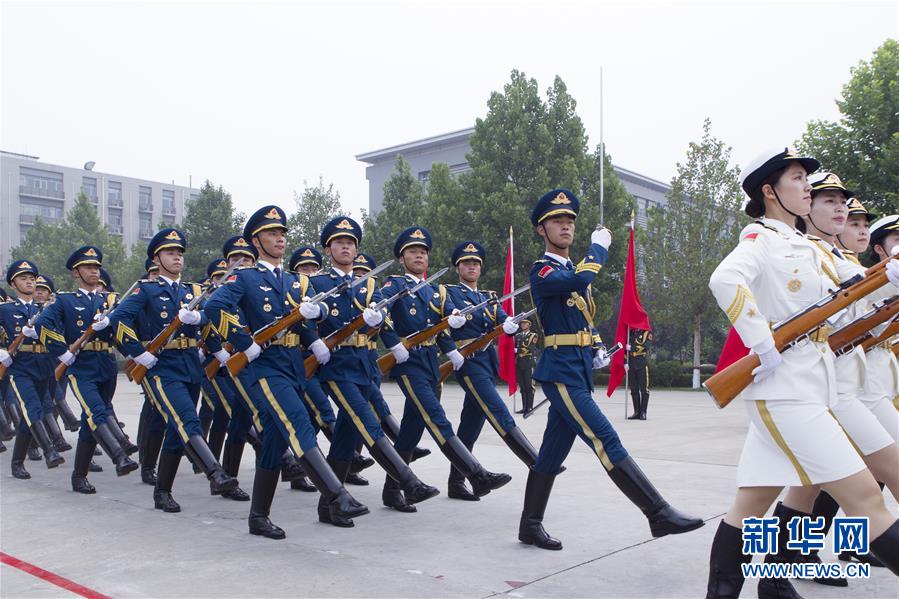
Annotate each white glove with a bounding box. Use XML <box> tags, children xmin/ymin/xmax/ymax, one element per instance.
<box><xmin>91</xmin><ymin>315</ymin><xmax>110</xmax><ymax>331</ymax></box>
<box><xmin>751</xmin><ymin>344</ymin><xmax>783</xmax><ymax>383</ymax></box>
<box><xmin>448</xmin><ymin>311</ymin><xmax>466</xmax><ymax>329</ymax></box>
<box><xmin>300</xmin><ymin>301</ymin><xmax>323</xmax><ymax>320</ymax></box>
<box><xmin>134</xmin><ymin>351</ymin><xmax>158</xmax><ymax>369</ymax></box>
<box><xmin>625</xmin><ymin>344</ymin><xmax>632</xmax><ymax>351</ymax></box>
<box><xmin>214</xmin><ymin>349</ymin><xmax>230</xmax><ymax>365</ymax></box>
<box><xmin>591</xmin><ymin>227</ymin><xmax>612</xmax><ymax>249</ymax></box>
<box><xmin>886</xmin><ymin>259</ymin><xmax>899</xmax><ymax>287</ymax></box>
<box><xmin>447</xmin><ymin>349</ymin><xmax>465</xmax><ymax>371</ymax></box>
<box><xmin>58</xmin><ymin>350</ymin><xmax>76</xmax><ymax>366</ymax></box>
<box><xmin>198</xmin><ymin>347</ymin><xmax>206</xmax><ymax>361</ymax></box>
<box><xmin>178</xmin><ymin>308</ymin><xmax>202</xmax><ymax>325</ymax></box>
<box><xmin>593</xmin><ymin>348</ymin><xmax>611</xmax><ymax>369</ymax></box>
<box><xmin>244</xmin><ymin>342</ymin><xmax>262</xmax><ymax>363</ymax></box>
<box><xmin>22</xmin><ymin>325</ymin><xmax>38</xmax><ymax>339</ymax></box>
<box><xmin>0</xmin><ymin>349</ymin><xmax>13</xmax><ymax>368</ymax></box>
<box><xmin>310</xmin><ymin>339</ymin><xmax>331</xmax><ymax>365</ymax></box>
<box><xmin>363</xmin><ymin>305</ymin><xmax>383</xmax><ymax>327</ymax></box>
<box><xmin>390</xmin><ymin>343</ymin><xmax>409</xmax><ymax>364</ymax></box>
<box><xmin>502</xmin><ymin>318</ymin><xmax>519</xmax><ymax>335</ymax></box>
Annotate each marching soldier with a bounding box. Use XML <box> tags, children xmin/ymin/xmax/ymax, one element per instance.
<box><xmin>108</xmin><ymin>229</ymin><xmax>238</xmax><ymax>513</ymax></box>
<box><xmin>381</xmin><ymin>226</ymin><xmax>511</xmax><ymax>504</ymax></box>
<box><xmin>204</xmin><ymin>206</ymin><xmax>368</xmax><ymax>539</ymax></box>
<box><xmin>1</xmin><ymin>260</ymin><xmax>65</xmax><ymax>478</ymax></box>
<box><xmin>514</xmin><ymin>319</ymin><xmax>538</xmax><ymax>413</ymax></box>
<box><xmin>626</xmin><ymin>328</ymin><xmax>651</xmax><ymax>420</ymax></box>
<box><xmin>33</xmin><ymin>274</ymin><xmax>74</xmax><ymax>453</ymax></box>
<box><xmin>835</xmin><ymin>197</ymin><xmax>874</xmax><ymax>264</ymax></box>
<box><xmin>308</xmin><ymin>216</ymin><xmax>439</xmax><ymax>519</ymax></box>
<box><xmin>34</xmin><ymin>247</ymin><xmax>140</xmax><ymax>493</ymax></box>
<box><xmin>444</xmin><ymin>241</ymin><xmax>541</xmax><ymax>501</ymax></box>
<box><xmin>136</xmin><ymin>257</ymin><xmax>167</xmax><ymax>485</ymax></box>
<box><xmin>521</xmin><ymin>189</ymin><xmax>702</xmax><ymax>552</ymax></box>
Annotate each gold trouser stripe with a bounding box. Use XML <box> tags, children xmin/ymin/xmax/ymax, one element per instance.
<box><xmin>200</xmin><ymin>388</ymin><xmax>216</xmax><ymax>412</ymax></box>
<box><xmin>303</xmin><ymin>392</ymin><xmax>326</xmax><ymax>428</ymax></box>
<box><xmin>326</xmin><ymin>380</ymin><xmax>375</xmax><ymax>447</ymax></box>
<box><xmin>8</xmin><ymin>376</ymin><xmax>32</xmax><ymax>427</ymax></box>
<box><xmin>67</xmin><ymin>374</ymin><xmax>95</xmax><ymax>430</ymax></box>
<box><xmin>894</xmin><ymin>395</ymin><xmax>899</xmax><ymax>410</ymax></box>
<box><xmin>153</xmin><ymin>376</ymin><xmax>189</xmax><ymax>443</ymax></box>
<box><xmin>399</xmin><ymin>374</ymin><xmax>445</xmax><ymax>445</ymax></box>
<box><xmin>140</xmin><ymin>380</ymin><xmax>169</xmax><ymax>422</ymax></box>
<box><xmin>828</xmin><ymin>409</ymin><xmax>865</xmax><ymax>458</ymax></box>
<box><xmin>230</xmin><ymin>375</ymin><xmax>262</xmax><ymax>431</ymax></box>
<box><xmin>209</xmin><ymin>378</ymin><xmax>233</xmax><ymax>419</ymax></box>
<box><xmin>555</xmin><ymin>383</ymin><xmax>613</xmax><ymax>470</ymax></box>
<box><xmin>368</xmin><ymin>402</ymin><xmax>381</xmax><ymax>422</ymax></box>
<box><xmin>259</xmin><ymin>377</ymin><xmax>304</xmax><ymax>458</ymax></box>
<box><xmin>463</xmin><ymin>375</ymin><xmax>506</xmax><ymax>438</ymax></box>
<box><xmin>756</xmin><ymin>401</ymin><xmax>812</xmax><ymax>486</ymax></box>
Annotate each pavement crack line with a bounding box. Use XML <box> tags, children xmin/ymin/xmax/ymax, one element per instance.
<box><xmin>482</xmin><ymin>512</ymin><xmax>727</xmax><ymax>598</ymax></box>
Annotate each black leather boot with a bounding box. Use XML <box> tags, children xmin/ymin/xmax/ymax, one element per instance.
<box><xmin>44</xmin><ymin>413</ymin><xmax>72</xmax><ymax>452</ymax></box>
<box><xmin>801</xmin><ymin>491</ymin><xmax>847</xmax><ymax>586</ymax></box>
<box><xmin>184</xmin><ymin>434</ymin><xmax>238</xmax><ymax>493</ymax></box>
<box><xmin>380</xmin><ymin>414</ymin><xmax>431</xmax><ymax>461</ymax></box>
<box><xmin>350</xmin><ymin>452</ymin><xmax>375</xmax><ymax>474</ymax></box>
<box><xmin>518</xmin><ymin>468</ymin><xmax>562</xmax><ymax>550</ymax></box>
<box><xmin>193</xmin><ymin>417</ymin><xmax>213</xmax><ymax>473</ymax></box>
<box><xmin>140</xmin><ymin>432</ymin><xmax>163</xmax><ymax>485</ymax></box>
<box><xmin>71</xmin><ymin>440</ymin><xmax>97</xmax><ymax>494</ymax></box>
<box><xmin>55</xmin><ymin>394</ymin><xmax>81</xmax><ymax>432</ymax></box>
<box><xmin>93</xmin><ymin>421</ymin><xmax>138</xmax><ymax>476</ymax></box>
<box><xmin>706</xmin><ymin>521</ymin><xmax>751</xmax><ymax>599</ymax></box>
<box><xmin>11</xmin><ymin>429</ymin><xmax>31</xmax><ymax>479</ymax></box>
<box><xmin>503</xmin><ymin>426</ymin><xmax>538</xmax><ymax>467</ymax></box>
<box><xmin>607</xmin><ymin>456</ymin><xmax>704</xmax><ymax>537</ymax></box>
<box><xmin>440</xmin><ymin>435</ymin><xmax>511</xmax><ymax>497</ymax></box>
<box><xmin>0</xmin><ymin>440</ymin><xmax>5</xmax><ymax>452</ymax></box>
<box><xmin>447</xmin><ymin>462</ymin><xmax>479</xmax><ymax>501</ymax></box>
<box><xmin>370</xmin><ymin>439</ymin><xmax>439</xmax><ymax>510</ymax></box>
<box><xmin>318</xmin><ymin>458</ymin><xmax>357</xmax><ymax>527</ymax></box>
<box><xmin>207</xmin><ymin>428</ymin><xmax>226</xmax><ymax>463</ymax></box>
<box><xmin>345</xmin><ymin>472</ymin><xmax>369</xmax><ymax>485</ymax></box>
<box><xmin>89</xmin><ymin>460</ymin><xmax>103</xmax><ymax>472</ymax></box>
<box><xmin>0</xmin><ymin>400</ymin><xmax>15</xmax><ymax>440</ymax></box>
<box><xmin>30</xmin><ymin>419</ymin><xmax>65</xmax><ymax>468</ymax></box>
<box><xmin>869</xmin><ymin>519</ymin><xmax>899</xmax><ymax>575</ymax></box>
<box><xmin>154</xmin><ymin>452</ymin><xmax>182</xmax><ymax>513</ymax></box>
<box><xmin>106</xmin><ymin>416</ymin><xmax>138</xmax><ymax>455</ymax></box>
<box><xmin>280</xmin><ymin>450</ymin><xmax>305</xmax><ymax>482</ymax></box>
<box><xmin>300</xmin><ymin>447</ymin><xmax>369</xmax><ymax>526</ymax></box>
<box><xmin>757</xmin><ymin>503</ymin><xmax>805</xmax><ymax>599</ymax></box>
<box><xmin>248</xmin><ymin>467</ymin><xmax>285</xmax><ymax>539</ymax></box>
<box><xmin>217</xmin><ymin>442</ymin><xmax>249</xmax><ymax>501</ymax></box>
<box><xmin>839</xmin><ymin>482</ymin><xmax>886</xmax><ymax>568</ymax></box>
<box><xmin>287</xmin><ymin>454</ymin><xmax>317</xmax><ymax>492</ymax></box>
<box><xmin>27</xmin><ymin>438</ymin><xmax>42</xmax><ymax>461</ymax></box>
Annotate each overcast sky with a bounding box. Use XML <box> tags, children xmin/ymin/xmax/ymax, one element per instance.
<box><xmin>2</xmin><ymin>1</ymin><xmax>896</xmax><ymax>220</ymax></box>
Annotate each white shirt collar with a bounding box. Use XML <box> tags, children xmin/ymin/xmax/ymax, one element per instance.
<box><xmin>257</xmin><ymin>259</ymin><xmax>281</xmax><ymax>273</ymax></box>
<box><xmin>760</xmin><ymin>216</ymin><xmax>802</xmax><ymax>237</ymax></box>
<box><xmin>78</xmin><ymin>288</ymin><xmax>94</xmax><ymax>296</ymax></box>
<box><xmin>159</xmin><ymin>275</ymin><xmax>181</xmax><ymax>286</ymax></box>
<box><xmin>331</xmin><ymin>266</ymin><xmax>353</xmax><ymax>278</ymax></box>
<box><xmin>461</xmin><ymin>281</ymin><xmax>478</xmax><ymax>292</ymax></box>
<box><xmin>405</xmin><ymin>273</ymin><xmax>421</xmax><ymax>284</ymax></box>
<box><xmin>544</xmin><ymin>251</ymin><xmax>570</xmax><ymax>265</ymax></box>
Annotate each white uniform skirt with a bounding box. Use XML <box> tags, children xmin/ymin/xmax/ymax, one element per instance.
<box><xmin>859</xmin><ymin>346</ymin><xmax>899</xmax><ymax>442</ymax></box>
<box><xmin>738</xmin><ymin>398</ymin><xmax>866</xmax><ymax>487</ymax></box>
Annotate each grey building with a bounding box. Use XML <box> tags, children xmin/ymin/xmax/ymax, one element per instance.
<box><xmin>1</xmin><ymin>151</ymin><xmax>198</xmax><ymax>268</ymax></box>
<box><xmin>356</xmin><ymin>127</ymin><xmax>670</xmax><ymax>227</ymax></box>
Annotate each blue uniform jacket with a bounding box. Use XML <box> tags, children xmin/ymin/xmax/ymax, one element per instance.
<box><xmin>310</xmin><ymin>269</ymin><xmax>400</xmax><ymax>383</ymax></box>
<box><xmin>530</xmin><ymin>244</ymin><xmax>608</xmax><ymax>389</ymax></box>
<box><xmin>34</xmin><ymin>290</ymin><xmax>118</xmax><ymax>381</ymax></box>
<box><xmin>444</xmin><ymin>283</ymin><xmax>509</xmax><ymax>378</ymax></box>
<box><xmin>203</xmin><ymin>264</ymin><xmax>319</xmax><ymax>381</ymax></box>
<box><xmin>0</xmin><ymin>298</ymin><xmax>54</xmax><ymax>380</ymax></box>
<box><xmin>108</xmin><ymin>279</ymin><xmax>205</xmax><ymax>384</ymax></box>
<box><xmin>381</xmin><ymin>274</ymin><xmax>458</xmax><ymax>381</ymax></box>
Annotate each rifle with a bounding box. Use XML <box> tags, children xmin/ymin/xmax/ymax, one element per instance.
<box><xmin>129</xmin><ymin>265</ymin><xmax>237</xmax><ymax>384</ymax></box>
<box><xmin>225</xmin><ymin>259</ymin><xmax>393</xmax><ymax>376</ymax></box>
<box><xmin>437</xmin><ymin>308</ymin><xmax>537</xmax><ymax>384</ymax></box>
<box><xmin>829</xmin><ymin>296</ymin><xmax>899</xmax><ymax>357</ymax></box>
<box><xmin>0</xmin><ymin>298</ymin><xmax>54</xmax><ymax>380</ymax></box>
<box><xmin>303</xmin><ymin>267</ymin><xmax>449</xmax><ymax>379</ymax></box>
<box><xmin>522</xmin><ymin>341</ymin><xmax>624</xmax><ymax>419</ymax></box>
<box><xmin>377</xmin><ymin>283</ymin><xmax>531</xmax><ymax>375</ymax></box>
<box><xmin>54</xmin><ymin>280</ymin><xmax>140</xmax><ymax>381</ymax></box>
<box><xmin>861</xmin><ymin>318</ymin><xmax>899</xmax><ymax>354</ymax></box>
<box><xmin>703</xmin><ymin>258</ymin><xmax>895</xmax><ymax>408</ymax></box>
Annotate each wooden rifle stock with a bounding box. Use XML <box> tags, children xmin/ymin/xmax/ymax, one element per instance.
<box><xmin>861</xmin><ymin>320</ymin><xmax>899</xmax><ymax>353</ymax></box>
<box><xmin>829</xmin><ymin>300</ymin><xmax>899</xmax><ymax>357</ymax></box>
<box><xmin>378</xmin><ymin>319</ymin><xmax>450</xmax><ymax>374</ymax></box>
<box><xmin>0</xmin><ymin>332</ymin><xmax>28</xmax><ymax>380</ymax></box>
<box><xmin>304</xmin><ymin>314</ymin><xmax>368</xmax><ymax>379</ymax></box>
<box><xmin>129</xmin><ymin>314</ymin><xmax>187</xmax><ymax>384</ymax></box>
<box><xmin>703</xmin><ymin>260</ymin><xmax>893</xmax><ymax>409</ymax></box>
<box><xmin>437</xmin><ymin>323</ymin><xmax>505</xmax><ymax>384</ymax></box>
<box><xmin>54</xmin><ymin>329</ymin><xmax>95</xmax><ymax>381</ymax></box>
<box><xmin>225</xmin><ymin>310</ymin><xmax>305</xmax><ymax>376</ymax></box>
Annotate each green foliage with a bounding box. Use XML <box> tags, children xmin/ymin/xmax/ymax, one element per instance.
<box><xmin>797</xmin><ymin>39</ymin><xmax>899</xmax><ymax>214</ymax></box>
<box><xmin>179</xmin><ymin>181</ymin><xmax>244</xmax><ymax>281</ymax></box>
<box><xmin>287</xmin><ymin>178</ymin><xmax>344</xmax><ymax>252</ymax></box>
<box><xmin>642</xmin><ymin>118</ymin><xmax>746</xmax><ymax>375</ymax></box>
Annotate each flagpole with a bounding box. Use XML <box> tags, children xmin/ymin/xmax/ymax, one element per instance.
<box><xmin>599</xmin><ymin>66</ymin><xmax>605</xmax><ymax>227</ymax></box>
<box><xmin>624</xmin><ymin>325</ymin><xmax>630</xmax><ymax>419</ymax></box>
<box><xmin>509</xmin><ymin>225</ymin><xmax>516</xmax><ymax>413</ymax></box>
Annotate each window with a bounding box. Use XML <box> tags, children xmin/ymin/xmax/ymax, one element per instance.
<box><xmin>107</xmin><ymin>181</ymin><xmax>123</xmax><ymax>207</ymax></box>
<box><xmin>19</xmin><ymin>202</ymin><xmax>63</xmax><ymax>224</ymax></box>
<box><xmin>81</xmin><ymin>177</ymin><xmax>98</xmax><ymax>202</ymax></box>
<box><xmin>107</xmin><ymin>211</ymin><xmax>123</xmax><ymax>235</ymax></box>
<box><xmin>139</xmin><ymin>186</ymin><xmax>153</xmax><ymax>212</ymax></box>
<box><xmin>162</xmin><ymin>189</ymin><xmax>175</xmax><ymax>215</ymax></box>
<box><xmin>139</xmin><ymin>215</ymin><xmax>153</xmax><ymax>239</ymax></box>
<box><xmin>19</xmin><ymin>167</ymin><xmax>64</xmax><ymax>199</ymax></box>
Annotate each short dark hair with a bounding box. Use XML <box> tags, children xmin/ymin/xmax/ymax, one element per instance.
<box><xmin>745</xmin><ymin>166</ymin><xmax>787</xmax><ymax>218</ymax></box>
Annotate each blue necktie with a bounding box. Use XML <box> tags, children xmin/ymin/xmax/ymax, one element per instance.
<box><xmin>565</xmin><ymin>260</ymin><xmax>574</xmax><ymax>270</ymax></box>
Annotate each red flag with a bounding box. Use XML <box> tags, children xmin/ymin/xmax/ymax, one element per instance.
<box><xmin>715</xmin><ymin>326</ymin><xmax>749</xmax><ymax>372</ymax></box>
<box><xmin>606</xmin><ymin>227</ymin><xmax>651</xmax><ymax>397</ymax></box>
<box><xmin>498</xmin><ymin>228</ymin><xmax>517</xmax><ymax>396</ymax></box>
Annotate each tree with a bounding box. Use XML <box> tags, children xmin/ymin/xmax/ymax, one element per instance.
<box><xmin>287</xmin><ymin>178</ymin><xmax>344</xmax><ymax>252</ymax></box>
<box><xmin>642</xmin><ymin>118</ymin><xmax>746</xmax><ymax>387</ymax></box>
<box><xmin>797</xmin><ymin>39</ymin><xmax>899</xmax><ymax>214</ymax></box>
<box><xmin>179</xmin><ymin>181</ymin><xmax>244</xmax><ymax>281</ymax></box>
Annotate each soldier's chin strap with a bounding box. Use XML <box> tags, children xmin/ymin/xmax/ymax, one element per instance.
<box><xmin>807</xmin><ymin>212</ymin><xmax>837</xmax><ymax>238</ymax></box>
<box><xmin>772</xmin><ymin>187</ymin><xmax>803</xmax><ymax>221</ymax></box>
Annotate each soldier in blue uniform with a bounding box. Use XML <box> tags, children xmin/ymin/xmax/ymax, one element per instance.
<box><xmin>108</xmin><ymin>229</ymin><xmax>237</xmax><ymax>513</ymax></box>
<box><xmin>352</xmin><ymin>253</ymin><xmax>430</xmax><ymax>463</ymax></box>
<box><xmin>135</xmin><ymin>257</ymin><xmax>167</xmax><ymax>485</ymax></box>
<box><xmin>444</xmin><ymin>241</ymin><xmax>541</xmax><ymax>500</ymax></box>
<box><xmin>309</xmin><ymin>217</ymin><xmax>439</xmax><ymax>518</ymax></box>
<box><xmin>381</xmin><ymin>226</ymin><xmax>511</xmax><ymax>501</ymax></box>
<box><xmin>34</xmin><ymin>247</ymin><xmax>140</xmax><ymax>493</ymax></box>
<box><xmin>520</xmin><ymin>189</ymin><xmax>703</xmax><ymax>550</ymax></box>
<box><xmin>2</xmin><ymin>259</ymin><xmax>65</xmax><ymax>478</ymax></box>
<box><xmin>204</xmin><ymin>206</ymin><xmax>368</xmax><ymax>539</ymax></box>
